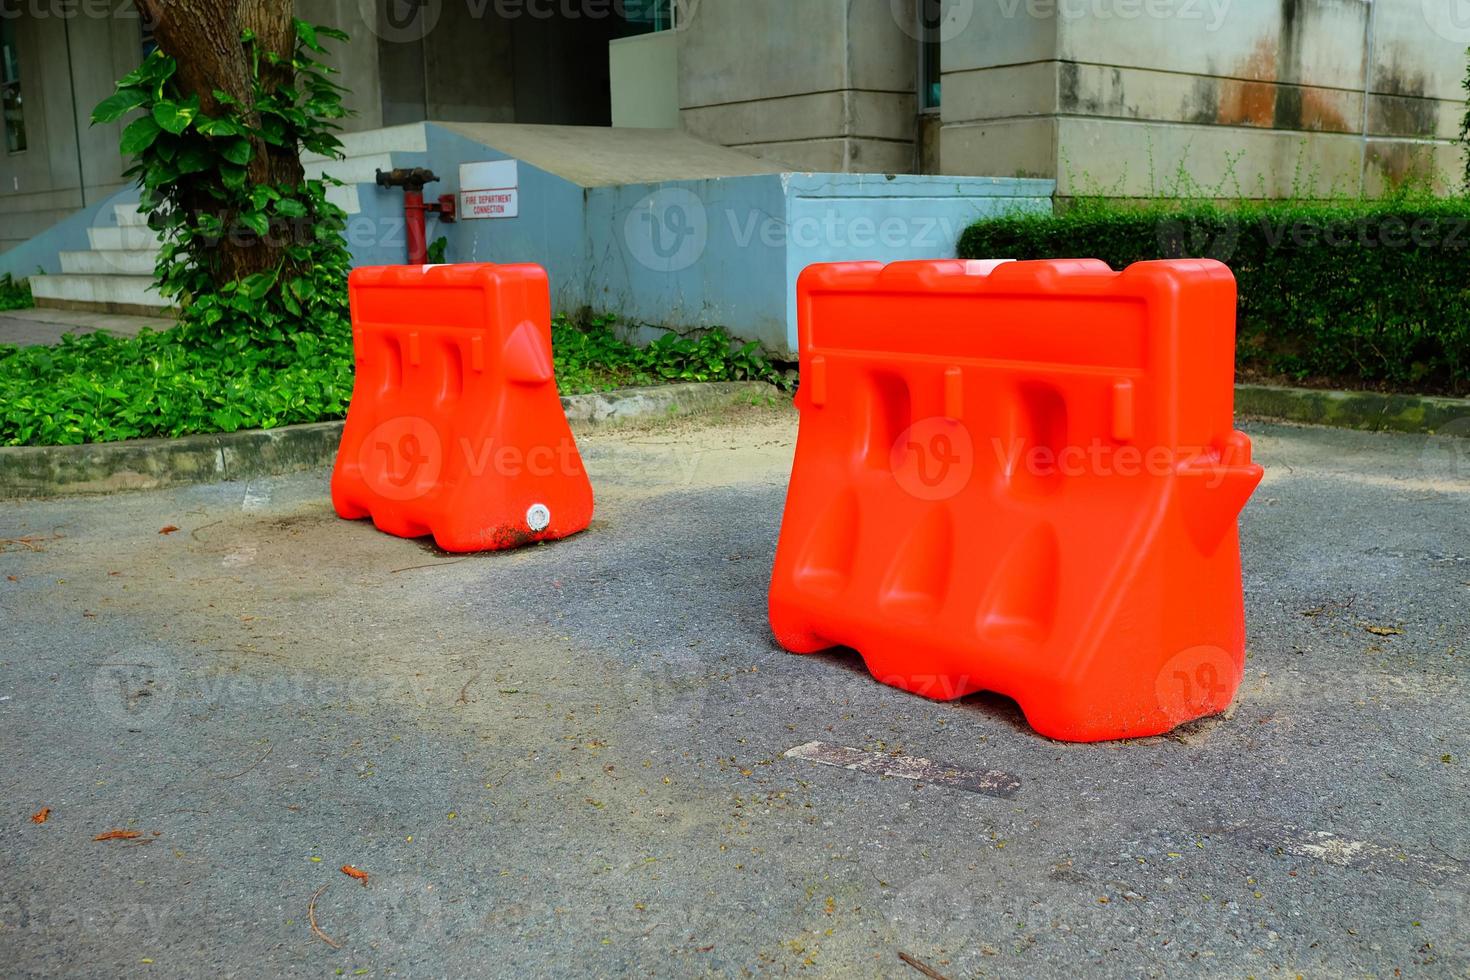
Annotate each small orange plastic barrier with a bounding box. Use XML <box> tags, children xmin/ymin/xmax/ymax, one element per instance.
<box><xmin>331</xmin><ymin>264</ymin><xmax>594</xmax><ymax>552</ymax></box>
<box><xmin>768</xmin><ymin>258</ymin><xmax>1263</xmax><ymax>742</ymax></box>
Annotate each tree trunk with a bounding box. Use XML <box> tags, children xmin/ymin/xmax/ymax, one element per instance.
<box><xmin>135</xmin><ymin>0</ymin><xmax>303</xmax><ymax>282</ymax></box>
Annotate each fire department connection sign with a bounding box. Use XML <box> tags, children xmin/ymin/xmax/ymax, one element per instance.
<box><xmin>459</xmin><ymin>160</ymin><xmax>519</xmax><ymax>219</ymax></box>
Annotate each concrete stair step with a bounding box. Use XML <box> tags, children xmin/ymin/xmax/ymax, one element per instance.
<box><xmin>30</xmin><ymin>273</ymin><xmax>170</xmax><ymax>314</ymax></box>
<box><xmin>88</xmin><ymin>225</ymin><xmax>161</xmax><ymax>251</ymax></box>
<box><xmin>108</xmin><ymin>184</ymin><xmax>361</xmax><ymax>230</ymax></box>
<box><xmin>60</xmin><ymin>249</ymin><xmax>159</xmax><ymax>276</ymax></box>
<box><xmin>113</xmin><ymin>203</ymin><xmax>149</xmax><ymax>227</ymax></box>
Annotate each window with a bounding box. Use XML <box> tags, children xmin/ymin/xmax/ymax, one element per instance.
<box><xmin>621</xmin><ymin>0</ymin><xmax>677</xmax><ymax>35</ymax></box>
<box><xmin>918</xmin><ymin>0</ymin><xmax>942</xmax><ymax>111</ymax></box>
<box><xmin>1</xmin><ymin>20</ymin><xmax>24</xmax><ymax>153</ymax></box>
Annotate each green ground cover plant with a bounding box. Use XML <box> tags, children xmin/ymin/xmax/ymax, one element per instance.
<box><xmin>0</xmin><ymin>315</ymin><xmax>783</xmax><ymax>447</ymax></box>
<box><xmin>0</xmin><ymin>274</ymin><xmax>33</xmax><ymax>311</ymax></box>
<box><xmin>959</xmin><ymin>194</ymin><xmax>1470</xmax><ymax>395</ymax></box>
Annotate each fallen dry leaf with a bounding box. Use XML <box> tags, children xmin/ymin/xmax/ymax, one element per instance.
<box><xmin>30</xmin><ymin>807</ymin><xmax>49</xmax><ymax>824</ymax></box>
<box><xmin>341</xmin><ymin>864</ymin><xmax>369</xmax><ymax>887</ymax></box>
<box><xmin>158</xmin><ymin>526</ymin><xmax>180</xmax><ymax>535</ymax></box>
<box><xmin>5</xmin><ymin>575</ymin><xmax>17</xmax><ymax>582</ymax></box>
<box><xmin>1364</xmin><ymin>625</ymin><xmax>1403</xmax><ymax>637</ymax></box>
<box><xmin>94</xmin><ymin>829</ymin><xmax>142</xmax><ymax>841</ymax></box>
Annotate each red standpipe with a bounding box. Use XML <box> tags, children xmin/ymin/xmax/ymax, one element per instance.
<box><xmin>375</xmin><ymin>168</ymin><xmax>457</xmax><ymax>264</ymax></box>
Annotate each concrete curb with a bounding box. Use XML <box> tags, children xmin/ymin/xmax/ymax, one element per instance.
<box><xmin>0</xmin><ymin>381</ymin><xmax>783</xmax><ymax>499</ymax></box>
<box><xmin>1235</xmin><ymin>383</ymin><xmax>1470</xmax><ymax>436</ymax></box>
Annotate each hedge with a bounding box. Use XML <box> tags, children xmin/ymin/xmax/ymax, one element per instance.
<box><xmin>957</xmin><ymin>198</ymin><xmax>1470</xmax><ymax>395</ymax></box>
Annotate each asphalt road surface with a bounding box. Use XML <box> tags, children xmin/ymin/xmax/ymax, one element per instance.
<box><xmin>2</xmin><ymin>407</ymin><xmax>1466</xmax><ymax>977</ymax></box>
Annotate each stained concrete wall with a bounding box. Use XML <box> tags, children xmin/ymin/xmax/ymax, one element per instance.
<box><xmin>937</xmin><ymin>0</ymin><xmax>1467</xmax><ymax>197</ymax></box>
<box><xmin>676</xmin><ymin>0</ymin><xmax>919</xmax><ymax>173</ymax></box>
<box><xmin>610</xmin><ymin>31</ymin><xmax>679</xmax><ymax>128</ymax></box>
<box><xmin>0</xmin><ymin>1</ymin><xmax>142</xmax><ymax>254</ymax></box>
<box><xmin>0</xmin><ymin>0</ymin><xmax>384</xmax><ymax>256</ymax></box>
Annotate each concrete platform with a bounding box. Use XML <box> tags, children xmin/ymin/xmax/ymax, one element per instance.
<box><xmin>0</xmin><ymin>306</ymin><xmax>174</xmax><ymax>346</ymax></box>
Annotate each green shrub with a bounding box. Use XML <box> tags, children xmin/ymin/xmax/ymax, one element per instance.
<box><xmin>552</xmin><ymin>313</ymin><xmax>787</xmax><ymax>394</ymax></box>
<box><xmin>0</xmin><ymin>274</ymin><xmax>32</xmax><ymax>311</ymax></box>
<box><xmin>0</xmin><ymin>320</ymin><xmax>352</xmax><ymax>446</ymax></box>
<box><xmin>0</xmin><ymin>314</ymin><xmax>783</xmax><ymax>447</ymax></box>
<box><xmin>957</xmin><ymin>197</ymin><xmax>1470</xmax><ymax>394</ymax></box>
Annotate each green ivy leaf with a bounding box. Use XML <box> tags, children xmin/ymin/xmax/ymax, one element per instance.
<box><xmin>220</xmin><ymin>138</ymin><xmax>252</xmax><ymax>166</ymax></box>
<box><xmin>238</xmin><ymin>211</ymin><xmax>269</xmax><ymax>237</ymax></box>
<box><xmin>119</xmin><ymin>115</ymin><xmax>163</xmax><ymax>155</ymax></box>
<box><xmin>195</xmin><ymin>117</ymin><xmax>244</xmax><ymax>137</ymax></box>
<box><xmin>175</xmin><ymin>145</ymin><xmax>213</xmax><ymax>174</ymax></box>
<box><xmin>151</xmin><ymin>95</ymin><xmax>200</xmax><ymax>135</ymax></box>
<box><xmin>92</xmin><ymin>87</ymin><xmax>149</xmax><ymax>124</ymax></box>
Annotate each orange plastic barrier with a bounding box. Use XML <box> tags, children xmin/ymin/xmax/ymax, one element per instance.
<box><xmin>331</xmin><ymin>264</ymin><xmax>594</xmax><ymax>552</ymax></box>
<box><xmin>768</xmin><ymin>258</ymin><xmax>1263</xmax><ymax>742</ymax></box>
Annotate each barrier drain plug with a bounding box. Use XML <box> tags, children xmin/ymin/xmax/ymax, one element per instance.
<box><xmin>526</xmin><ymin>503</ymin><xmax>551</xmax><ymax>532</ymax></box>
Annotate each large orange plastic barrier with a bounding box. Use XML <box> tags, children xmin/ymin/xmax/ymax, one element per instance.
<box><xmin>768</xmin><ymin>258</ymin><xmax>1263</xmax><ymax>742</ymax></box>
<box><xmin>331</xmin><ymin>264</ymin><xmax>594</xmax><ymax>552</ymax></box>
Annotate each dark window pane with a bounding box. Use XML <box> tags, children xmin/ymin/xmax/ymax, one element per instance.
<box><xmin>0</xmin><ymin>20</ymin><xmax>24</xmax><ymax>153</ymax></box>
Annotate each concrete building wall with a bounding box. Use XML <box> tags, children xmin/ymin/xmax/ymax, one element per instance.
<box><xmin>676</xmin><ymin>0</ymin><xmax>919</xmax><ymax>173</ymax></box>
<box><xmin>0</xmin><ymin>1</ymin><xmax>143</xmax><ymax>254</ymax></box>
<box><xmin>0</xmin><ymin>0</ymin><xmax>386</xmax><ymax>256</ymax></box>
<box><xmin>610</xmin><ymin>32</ymin><xmax>680</xmax><ymax>128</ymax></box>
<box><xmin>937</xmin><ymin>0</ymin><xmax>1467</xmax><ymax>197</ymax></box>
<box><xmin>312</xmin><ymin>0</ymin><xmax>384</xmax><ymax>132</ymax></box>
